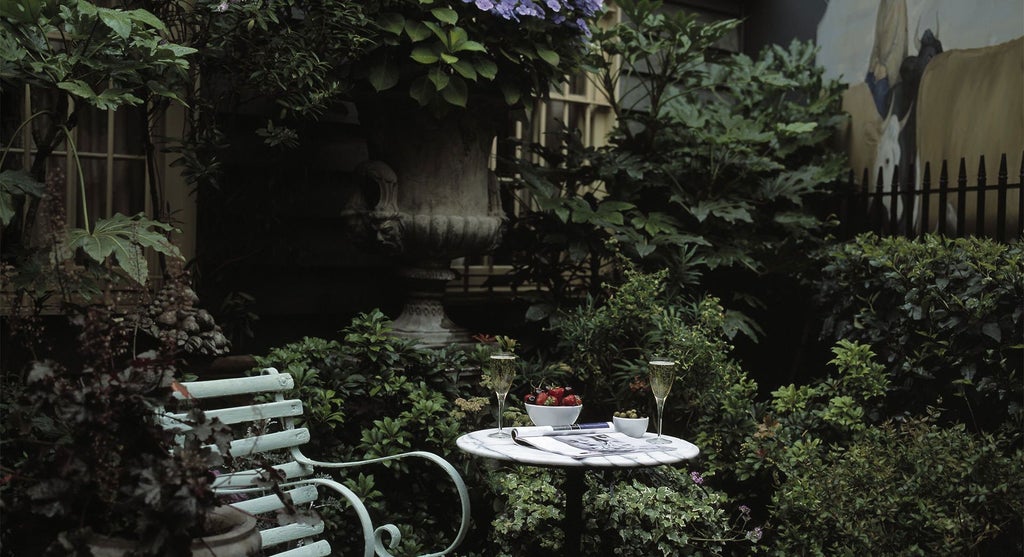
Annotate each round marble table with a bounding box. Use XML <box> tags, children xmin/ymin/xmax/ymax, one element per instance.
<box><xmin>457</xmin><ymin>428</ymin><xmax>699</xmax><ymax>555</ymax></box>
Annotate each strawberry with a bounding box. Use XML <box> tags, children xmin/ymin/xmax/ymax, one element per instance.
<box><xmin>548</xmin><ymin>386</ymin><xmax>566</xmax><ymax>399</ymax></box>
<box><xmin>524</xmin><ymin>393</ymin><xmax>537</xmax><ymax>404</ymax></box>
<box><xmin>534</xmin><ymin>392</ymin><xmax>549</xmax><ymax>406</ymax></box>
<box><xmin>561</xmin><ymin>394</ymin><xmax>581</xmax><ymax>406</ymax></box>
<box><xmin>542</xmin><ymin>394</ymin><xmax>560</xmax><ymax>406</ymax></box>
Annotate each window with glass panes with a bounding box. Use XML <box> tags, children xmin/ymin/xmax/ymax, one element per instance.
<box><xmin>1</xmin><ymin>83</ymin><xmax>150</xmax><ymax>233</ymax></box>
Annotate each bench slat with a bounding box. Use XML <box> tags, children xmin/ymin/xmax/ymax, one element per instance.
<box><xmin>213</xmin><ymin>461</ymin><xmax>313</xmax><ymax>489</ymax></box>
<box><xmin>260</xmin><ymin>522</ymin><xmax>326</xmax><ymax>548</ymax></box>
<box><xmin>267</xmin><ymin>539</ymin><xmax>332</xmax><ymax>557</ymax></box>
<box><xmin>220</xmin><ymin>429</ymin><xmax>310</xmax><ymax>457</ymax></box>
<box><xmin>177</xmin><ymin>373</ymin><xmax>294</xmax><ymax>399</ymax></box>
<box><xmin>230</xmin><ymin>485</ymin><xmax>319</xmax><ymax>515</ymax></box>
<box><xmin>165</xmin><ymin>400</ymin><xmax>304</xmax><ymax>429</ymax></box>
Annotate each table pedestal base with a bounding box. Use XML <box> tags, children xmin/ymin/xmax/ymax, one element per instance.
<box><xmin>564</xmin><ymin>469</ymin><xmax>584</xmax><ymax>556</ymax></box>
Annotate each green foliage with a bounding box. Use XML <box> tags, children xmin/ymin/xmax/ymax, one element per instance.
<box><xmin>816</xmin><ymin>234</ymin><xmax>1024</xmax><ymax>430</ymax></box>
<box><xmin>177</xmin><ymin>0</ymin><xmax>370</xmax><ymax>121</ymax></box>
<box><xmin>2</xmin><ymin>349</ymin><xmax>232</xmax><ymax>556</ymax></box>
<box><xmin>63</xmin><ymin>212</ymin><xmax>183</xmax><ymax>285</ymax></box>
<box><xmin>1</xmin><ymin>0</ymin><xmax>193</xmax><ymax>325</ymax></box>
<box><xmin>585</xmin><ymin>468</ymin><xmax>761</xmax><ymax>556</ymax></box>
<box><xmin>505</xmin><ymin>0</ymin><xmax>847</xmax><ymax>337</ymax></box>
<box><xmin>254</xmin><ymin>299</ymin><xmax>1023</xmax><ymax>556</ymax></box>
<box><xmin>0</xmin><ymin>0</ymin><xmax>195</xmax><ymax>109</ymax></box>
<box><xmin>0</xmin><ymin>169</ymin><xmax>44</xmax><ymax>225</ymax></box>
<box><xmin>487</xmin><ymin>467</ymin><xmax>567</xmax><ymax>556</ymax></box>
<box><xmin>771</xmin><ymin>416</ymin><xmax>1024</xmax><ymax>556</ymax></box>
<box><xmin>552</xmin><ymin>265</ymin><xmax>760</xmax><ymax>476</ymax></box>
<box><xmin>736</xmin><ymin>341</ymin><xmax>889</xmax><ymax>483</ymax></box>
<box><xmin>483</xmin><ymin>466</ymin><xmax>762</xmax><ymax>557</ymax></box>
<box><xmin>253</xmin><ymin>310</ymin><xmax>474</xmax><ymax>555</ymax></box>
<box><xmin>350</xmin><ymin>1</ymin><xmax>599</xmax><ymax>112</ymax></box>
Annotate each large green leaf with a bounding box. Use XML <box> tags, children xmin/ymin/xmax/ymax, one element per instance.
<box><xmin>409</xmin><ymin>75</ymin><xmax>436</xmax><ymax>106</ymax></box>
<box><xmin>404</xmin><ymin>19</ymin><xmax>431</xmax><ymax>41</ymax></box>
<box><xmin>454</xmin><ymin>40</ymin><xmax>486</xmax><ymax>53</ymax></box>
<box><xmin>97</xmin><ymin>7</ymin><xmax>131</xmax><ymax>39</ymax></box>
<box><xmin>64</xmin><ymin>213</ymin><xmax>182</xmax><ymax>285</ymax></box>
<box><xmin>92</xmin><ymin>87</ymin><xmax>143</xmax><ymax>110</ymax></box>
<box><xmin>0</xmin><ymin>169</ymin><xmax>45</xmax><ymax>225</ymax></box>
<box><xmin>689</xmin><ymin>199</ymin><xmax>753</xmax><ymax>224</ymax></box>
<box><xmin>125</xmin><ymin>8</ymin><xmax>164</xmax><ymax>30</ymax></box>
<box><xmin>630</xmin><ymin>211</ymin><xmax>680</xmax><ymax>236</ymax></box>
<box><xmin>377</xmin><ymin>12</ymin><xmax>405</xmax><ymax>35</ymax></box>
<box><xmin>474</xmin><ymin>58</ymin><xmax>498</xmax><ymax>80</ymax></box>
<box><xmin>430</xmin><ymin>7</ymin><xmax>457</xmax><ymax>25</ymax></box>
<box><xmin>57</xmin><ymin>79</ymin><xmax>96</xmax><ymax>100</ymax></box>
<box><xmin>410</xmin><ymin>45</ymin><xmax>441</xmax><ymax>64</ymax></box>
<box><xmin>499</xmin><ymin>81</ymin><xmax>522</xmax><ymax>106</ymax></box>
<box><xmin>776</xmin><ymin>121</ymin><xmax>817</xmax><ymax>135</ymax></box>
<box><xmin>535</xmin><ymin>47</ymin><xmax>559</xmax><ymax>67</ymax></box>
<box><xmin>440</xmin><ymin>77</ymin><xmax>467</xmax><ymax>107</ymax></box>
<box><xmin>367</xmin><ymin>58</ymin><xmax>400</xmax><ymax>91</ymax></box>
<box><xmin>451</xmin><ymin>59</ymin><xmax>476</xmax><ymax>80</ymax></box>
<box><xmin>426</xmin><ymin>66</ymin><xmax>449</xmax><ymax>90</ymax></box>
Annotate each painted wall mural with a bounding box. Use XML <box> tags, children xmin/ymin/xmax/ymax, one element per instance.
<box><xmin>815</xmin><ymin>0</ymin><xmax>1023</xmax><ymax>233</ymax></box>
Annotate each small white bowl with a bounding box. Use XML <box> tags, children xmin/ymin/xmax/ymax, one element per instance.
<box><xmin>613</xmin><ymin>416</ymin><xmax>649</xmax><ymax>438</ymax></box>
<box><xmin>525</xmin><ymin>403</ymin><xmax>583</xmax><ymax>426</ymax></box>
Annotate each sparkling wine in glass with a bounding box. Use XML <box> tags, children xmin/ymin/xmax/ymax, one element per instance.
<box><xmin>647</xmin><ymin>358</ymin><xmax>677</xmax><ymax>444</ymax></box>
<box><xmin>488</xmin><ymin>352</ymin><xmax>517</xmax><ymax>438</ymax></box>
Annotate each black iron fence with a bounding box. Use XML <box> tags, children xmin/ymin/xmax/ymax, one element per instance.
<box><xmin>836</xmin><ymin>152</ymin><xmax>1023</xmax><ymax>242</ymax></box>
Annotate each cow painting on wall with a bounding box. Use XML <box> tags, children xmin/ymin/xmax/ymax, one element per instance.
<box><xmin>816</xmin><ymin>0</ymin><xmax>1023</xmax><ymax>237</ymax></box>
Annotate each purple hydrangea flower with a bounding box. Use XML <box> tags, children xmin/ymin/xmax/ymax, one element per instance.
<box><xmin>461</xmin><ymin>0</ymin><xmax>599</xmax><ymax>32</ymax></box>
<box><xmin>746</xmin><ymin>526</ymin><xmax>763</xmax><ymax>543</ymax></box>
<box><xmin>690</xmin><ymin>471</ymin><xmax>704</xmax><ymax>485</ymax></box>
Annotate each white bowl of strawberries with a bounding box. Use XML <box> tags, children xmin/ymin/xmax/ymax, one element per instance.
<box><xmin>523</xmin><ymin>386</ymin><xmax>583</xmax><ymax>426</ymax></box>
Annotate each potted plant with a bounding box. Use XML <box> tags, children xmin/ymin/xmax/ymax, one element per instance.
<box><xmin>1</xmin><ymin>349</ymin><xmax>259</xmax><ymax>556</ymax></box>
<box><xmin>330</xmin><ymin>0</ymin><xmax>605</xmax><ymax>345</ymax></box>
<box><xmin>0</xmin><ymin>225</ymin><xmax>256</xmax><ymax>555</ymax></box>
<box><xmin>344</xmin><ymin>0</ymin><xmax>601</xmax><ymax>110</ymax></box>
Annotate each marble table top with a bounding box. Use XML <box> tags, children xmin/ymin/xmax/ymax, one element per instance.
<box><xmin>456</xmin><ymin>428</ymin><xmax>700</xmax><ymax>468</ymax></box>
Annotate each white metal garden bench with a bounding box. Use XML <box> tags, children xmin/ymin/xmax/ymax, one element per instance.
<box><xmin>165</xmin><ymin>367</ymin><xmax>470</xmax><ymax>557</ymax></box>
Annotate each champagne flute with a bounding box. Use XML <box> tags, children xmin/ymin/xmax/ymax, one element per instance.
<box><xmin>647</xmin><ymin>357</ymin><xmax>677</xmax><ymax>444</ymax></box>
<box><xmin>487</xmin><ymin>352</ymin><xmax>517</xmax><ymax>438</ymax></box>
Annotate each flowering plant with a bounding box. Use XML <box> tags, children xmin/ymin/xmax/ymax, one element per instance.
<box><xmin>352</xmin><ymin>0</ymin><xmax>603</xmax><ymax>111</ymax></box>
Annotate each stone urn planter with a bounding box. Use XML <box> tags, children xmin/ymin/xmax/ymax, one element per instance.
<box><xmin>88</xmin><ymin>505</ymin><xmax>262</xmax><ymax>556</ymax></box>
<box><xmin>345</xmin><ymin>100</ymin><xmax>507</xmax><ymax>347</ymax></box>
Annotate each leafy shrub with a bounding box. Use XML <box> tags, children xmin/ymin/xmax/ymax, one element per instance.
<box><xmin>771</xmin><ymin>415</ymin><xmax>1024</xmax><ymax>556</ymax></box>
<box><xmin>736</xmin><ymin>340</ymin><xmax>890</xmax><ymax>484</ymax></box>
<box><xmin>486</xmin><ymin>467</ymin><xmax>568</xmax><ymax>556</ymax></box>
<box><xmin>552</xmin><ymin>265</ymin><xmax>759</xmax><ymax>479</ymax></box>
<box><xmin>482</xmin><ymin>466</ymin><xmax>761</xmax><ymax>557</ymax></box>
<box><xmin>504</xmin><ymin>0</ymin><xmax>847</xmax><ymax>338</ymax></box>
<box><xmin>584</xmin><ymin>468</ymin><xmax>762</xmax><ymax>557</ymax></box>
<box><xmin>816</xmin><ymin>234</ymin><xmax>1024</xmax><ymax>431</ymax></box>
<box><xmin>252</xmin><ymin>310</ymin><xmax>473</xmax><ymax>556</ymax></box>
